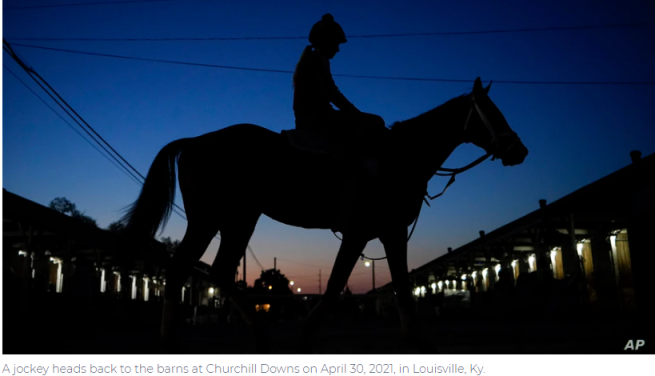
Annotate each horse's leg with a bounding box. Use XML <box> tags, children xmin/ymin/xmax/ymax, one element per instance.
<box><xmin>379</xmin><ymin>226</ymin><xmax>434</xmax><ymax>352</ymax></box>
<box><xmin>161</xmin><ymin>220</ymin><xmax>219</xmax><ymax>346</ymax></box>
<box><xmin>208</xmin><ymin>213</ymin><xmax>267</xmax><ymax>352</ymax></box>
<box><xmin>301</xmin><ymin>234</ymin><xmax>368</xmax><ymax>351</ymax></box>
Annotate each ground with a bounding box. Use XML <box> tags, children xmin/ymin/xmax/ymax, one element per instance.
<box><xmin>4</xmin><ymin>297</ymin><xmax>651</xmax><ymax>354</ymax></box>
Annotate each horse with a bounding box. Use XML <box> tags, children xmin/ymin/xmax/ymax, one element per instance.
<box><xmin>120</xmin><ymin>77</ymin><xmax>528</xmax><ymax>352</ymax></box>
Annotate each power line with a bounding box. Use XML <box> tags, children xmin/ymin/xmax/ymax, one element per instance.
<box><xmin>4</xmin><ymin>63</ymin><xmax>144</xmax><ymax>187</ymax></box>
<box><xmin>6</xmin><ymin>21</ymin><xmax>652</xmax><ymax>41</ymax></box>
<box><xmin>4</xmin><ymin>39</ymin><xmax>264</xmax><ymax>268</ymax></box>
<box><xmin>4</xmin><ymin>0</ymin><xmax>185</xmax><ymax>10</ymax></box>
<box><xmin>4</xmin><ymin>41</ymin><xmax>148</xmax><ymax>184</ymax></box>
<box><xmin>11</xmin><ymin>42</ymin><xmax>655</xmax><ymax>85</ymax></box>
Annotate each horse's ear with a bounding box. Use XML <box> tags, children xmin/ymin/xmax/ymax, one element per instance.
<box><xmin>484</xmin><ymin>81</ymin><xmax>492</xmax><ymax>95</ymax></box>
<box><xmin>473</xmin><ymin>77</ymin><xmax>483</xmax><ymax>93</ymax></box>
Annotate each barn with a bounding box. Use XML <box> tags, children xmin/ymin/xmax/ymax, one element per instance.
<box><xmin>376</xmin><ymin>150</ymin><xmax>655</xmax><ymax>319</ymax></box>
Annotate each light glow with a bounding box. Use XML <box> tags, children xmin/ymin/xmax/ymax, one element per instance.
<box><xmin>143</xmin><ymin>278</ymin><xmax>149</xmax><ymax>302</ymax></box>
<box><xmin>255</xmin><ymin>304</ymin><xmax>271</xmax><ymax>312</ymax></box>
<box><xmin>289</xmin><ymin>281</ymin><xmax>294</xmax><ymax>286</ymax></box>
<box><xmin>131</xmin><ymin>276</ymin><xmax>137</xmax><ymax>300</ymax></box>
<box><xmin>297</xmin><ymin>288</ymin><xmax>301</xmax><ymax>293</ymax></box>
<box><xmin>550</xmin><ymin>249</ymin><xmax>558</xmax><ymax>269</ymax></box>
<box><xmin>364</xmin><ymin>261</ymin><xmax>371</xmax><ymax>267</ymax></box>
<box><xmin>494</xmin><ymin>264</ymin><xmax>501</xmax><ymax>274</ymax></box>
<box><xmin>100</xmin><ymin>269</ymin><xmax>106</xmax><ymax>293</ymax></box>
<box><xmin>577</xmin><ymin>242</ymin><xmax>583</xmax><ymax>257</ymax></box>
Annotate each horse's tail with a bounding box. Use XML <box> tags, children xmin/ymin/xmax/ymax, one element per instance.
<box><xmin>121</xmin><ymin>138</ymin><xmax>190</xmax><ymax>239</ymax></box>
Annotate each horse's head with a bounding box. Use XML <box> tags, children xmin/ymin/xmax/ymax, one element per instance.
<box><xmin>463</xmin><ymin>78</ymin><xmax>528</xmax><ymax>166</ymax></box>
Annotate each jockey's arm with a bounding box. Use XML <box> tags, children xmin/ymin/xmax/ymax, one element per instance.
<box><xmin>325</xmin><ymin>64</ymin><xmax>359</xmax><ymax>113</ymax></box>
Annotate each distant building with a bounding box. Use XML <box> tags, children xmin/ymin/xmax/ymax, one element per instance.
<box><xmin>2</xmin><ymin>189</ymin><xmax>218</xmax><ymax>306</ymax></box>
<box><xmin>377</xmin><ymin>151</ymin><xmax>655</xmax><ymax>317</ymax></box>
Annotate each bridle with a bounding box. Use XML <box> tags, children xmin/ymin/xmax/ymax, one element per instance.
<box><xmin>403</xmin><ymin>93</ymin><xmax>521</xmax><ymax>244</ymax></box>
<box><xmin>342</xmin><ymin>91</ymin><xmax>523</xmax><ymax>257</ymax></box>
<box><xmin>426</xmin><ymin>92</ymin><xmax>521</xmax><ymax>201</ymax></box>
<box><xmin>463</xmin><ymin>93</ymin><xmax>520</xmax><ymax>161</ymax></box>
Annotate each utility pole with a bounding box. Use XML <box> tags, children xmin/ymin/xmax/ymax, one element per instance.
<box><xmin>372</xmin><ymin>260</ymin><xmax>376</xmax><ymax>290</ymax></box>
<box><xmin>319</xmin><ymin>269</ymin><xmax>322</xmax><ymax>294</ymax></box>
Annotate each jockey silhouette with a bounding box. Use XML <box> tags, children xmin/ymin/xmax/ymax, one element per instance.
<box><xmin>293</xmin><ymin>13</ymin><xmax>386</xmax><ymax>176</ymax></box>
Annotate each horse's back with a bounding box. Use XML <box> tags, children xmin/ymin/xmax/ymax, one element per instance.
<box><xmin>180</xmin><ymin>123</ymin><xmax>342</xmax><ymax>188</ymax></box>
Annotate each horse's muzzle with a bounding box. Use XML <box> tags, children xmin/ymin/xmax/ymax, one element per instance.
<box><xmin>501</xmin><ymin>140</ymin><xmax>528</xmax><ymax>166</ymax></box>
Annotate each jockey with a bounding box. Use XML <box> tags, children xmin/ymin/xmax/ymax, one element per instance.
<box><xmin>293</xmin><ymin>13</ymin><xmax>386</xmax><ymax>175</ymax></box>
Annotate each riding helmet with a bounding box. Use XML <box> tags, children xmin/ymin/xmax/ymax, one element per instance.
<box><xmin>309</xmin><ymin>14</ymin><xmax>347</xmax><ymax>47</ymax></box>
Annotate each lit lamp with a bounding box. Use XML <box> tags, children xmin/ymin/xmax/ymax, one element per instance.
<box><xmin>289</xmin><ymin>281</ymin><xmax>294</xmax><ymax>286</ymax></box>
<box><xmin>296</xmin><ymin>287</ymin><xmax>301</xmax><ymax>293</ymax></box>
<box><xmin>528</xmin><ymin>254</ymin><xmax>536</xmax><ymax>272</ymax></box>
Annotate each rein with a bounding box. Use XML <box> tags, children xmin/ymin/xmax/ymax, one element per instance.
<box><xmin>334</xmin><ymin>92</ymin><xmax>516</xmax><ymax>261</ymax></box>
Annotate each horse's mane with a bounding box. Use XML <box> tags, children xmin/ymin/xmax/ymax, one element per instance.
<box><xmin>389</xmin><ymin>93</ymin><xmax>469</xmax><ymax>132</ymax></box>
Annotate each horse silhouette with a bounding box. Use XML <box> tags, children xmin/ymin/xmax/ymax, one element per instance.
<box><xmin>121</xmin><ymin>77</ymin><xmax>528</xmax><ymax>352</ymax></box>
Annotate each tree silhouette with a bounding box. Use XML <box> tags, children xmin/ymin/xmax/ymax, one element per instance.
<box><xmin>49</xmin><ymin>197</ymin><xmax>98</xmax><ymax>227</ymax></box>
<box><xmin>107</xmin><ymin>220</ymin><xmax>126</xmax><ymax>232</ymax></box>
<box><xmin>160</xmin><ymin>236</ymin><xmax>180</xmax><ymax>257</ymax></box>
<box><xmin>253</xmin><ymin>269</ymin><xmax>293</xmax><ymax>294</ymax></box>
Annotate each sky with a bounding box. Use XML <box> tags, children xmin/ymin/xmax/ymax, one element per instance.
<box><xmin>2</xmin><ymin>0</ymin><xmax>655</xmax><ymax>294</ymax></box>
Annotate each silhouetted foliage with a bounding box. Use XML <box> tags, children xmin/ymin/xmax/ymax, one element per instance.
<box><xmin>160</xmin><ymin>236</ymin><xmax>181</xmax><ymax>257</ymax></box>
<box><xmin>107</xmin><ymin>220</ymin><xmax>126</xmax><ymax>232</ymax></box>
<box><xmin>49</xmin><ymin>197</ymin><xmax>98</xmax><ymax>227</ymax></box>
<box><xmin>253</xmin><ymin>269</ymin><xmax>293</xmax><ymax>295</ymax></box>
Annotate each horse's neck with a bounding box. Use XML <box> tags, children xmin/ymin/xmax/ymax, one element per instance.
<box><xmin>390</xmin><ymin>95</ymin><xmax>469</xmax><ymax>184</ymax></box>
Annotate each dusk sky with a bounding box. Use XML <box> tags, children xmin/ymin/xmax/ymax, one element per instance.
<box><xmin>3</xmin><ymin>0</ymin><xmax>655</xmax><ymax>294</ymax></box>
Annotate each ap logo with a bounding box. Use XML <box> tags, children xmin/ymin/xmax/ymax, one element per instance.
<box><xmin>624</xmin><ymin>339</ymin><xmax>645</xmax><ymax>351</ymax></box>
